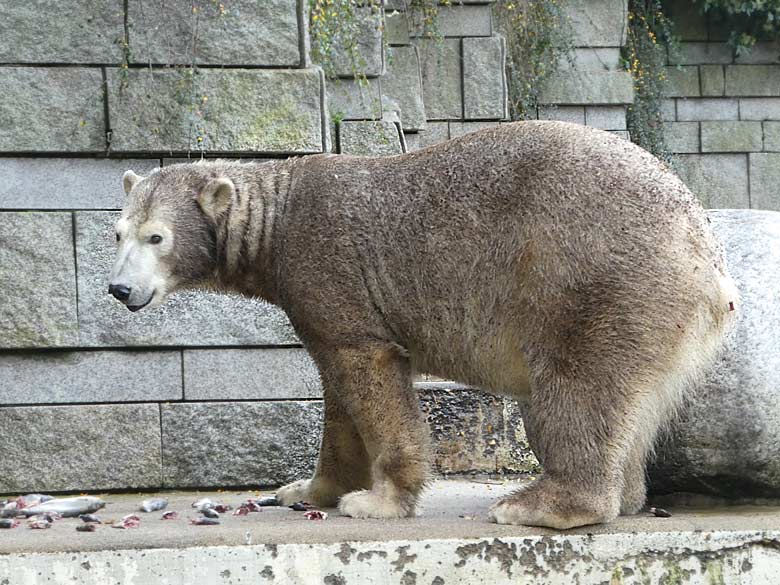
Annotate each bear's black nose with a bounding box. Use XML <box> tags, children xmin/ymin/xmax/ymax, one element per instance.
<box><xmin>108</xmin><ymin>284</ymin><xmax>131</xmax><ymax>302</ymax></box>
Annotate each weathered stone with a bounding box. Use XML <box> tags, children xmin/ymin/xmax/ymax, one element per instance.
<box><xmin>74</xmin><ymin>211</ymin><xmax>298</xmax><ymax>347</ymax></box>
<box><xmin>663</xmin><ymin>122</ymin><xmax>700</xmax><ymax>154</ymax></box>
<box><xmin>161</xmin><ymin>402</ymin><xmax>323</xmax><ymax>487</ymax></box>
<box><xmin>0</xmin><ymin>1</ymin><xmax>124</xmax><ymax>63</ymax></box>
<box><xmin>338</xmin><ymin>120</ymin><xmax>404</xmax><ymax>155</ymax></box>
<box><xmin>538</xmin><ymin>106</ymin><xmax>585</xmax><ymax>125</ymax></box>
<box><xmin>409</xmin><ymin>5</ymin><xmax>491</xmax><ymax>37</ymax></box>
<box><xmin>183</xmin><ymin>348</ymin><xmax>321</xmax><ymax>400</ymax></box>
<box><xmin>584</xmin><ymin>106</ymin><xmax>626</xmax><ymax>130</ymax></box>
<box><xmin>566</xmin><ymin>0</ymin><xmax>627</xmax><ymax>46</ymax></box>
<box><xmin>0</xmin><ymin>67</ymin><xmax>105</xmax><ymax>152</ymax></box>
<box><xmin>420</xmin><ymin>386</ymin><xmax>538</xmax><ymax>476</ymax></box>
<box><xmin>0</xmin><ymin>213</ymin><xmax>78</xmax><ymax>348</ymax></box>
<box><xmin>404</xmin><ymin>132</ymin><xmax>421</xmax><ymax>152</ymax></box>
<box><xmin>734</xmin><ymin>42</ymin><xmax>780</xmax><ymax>65</ymax></box>
<box><xmin>416</xmin><ymin>39</ymin><xmax>462</xmax><ymax>120</ymax></box>
<box><xmin>106</xmin><ymin>68</ymin><xmax>324</xmax><ymax>154</ymax></box>
<box><xmin>385</xmin><ymin>10</ymin><xmax>410</xmax><ymax>45</ymax></box>
<box><xmin>559</xmin><ymin>48</ymin><xmax>622</xmax><ymax>71</ymax></box>
<box><xmin>739</xmin><ymin>97</ymin><xmax>780</xmax><ymax>120</ymax></box>
<box><xmin>700</xmin><ymin>65</ymin><xmax>725</xmax><ymax>97</ymax></box>
<box><xmin>651</xmin><ymin>210</ymin><xmax>780</xmax><ymax>497</ymax></box>
<box><xmin>326</xmin><ymin>6</ymin><xmax>384</xmax><ymax>77</ymax></box>
<box><xmin>610</xmin><ymin>130</ymin><xmax>631</xmax><ymax>140</ymax></box>
<box><xmin>661</xmin><ymin>1</ymin><xmax>707</xmax><ymax>42</ymax></box>
<box><xmin>128</xmin><ymin>0</ymin><xmax>301</xmax><ymax>67</ymax></box>
<box><xmin>673</xmin><ymin>154</ymin><xmax>749</xmax><ymax>208</ymax></box>
<box><xmin>662</xmin><ymin>66</ymin><xmax>700</xmax><ymax>98</ymax></box>
<box><xmin>748</xmin><ymin>153</ymin><xmax>780</xmax><ymax>211</ymax></box>
<box><xmin>539</xmin><ymin>70</ymin><xmax>633</xmax><ymax>105</ymax></box>
<box><xmin>669</xmin><ymin>42</ymin><xmax>733</xmax><ymax>65</ymax></box>
<box><xmin>0</xmin><ymin>404</ymin><xmax>161</xmax><ymax>492</ymax></box>
<box><xmin>327</xmin><ymin>78</ymin><xmax>382</xmax><ymax>121</ymax></box>
<box><xmin>0</xmin><ymin>158</ymin><xmax>160</xmax><ymax>210</ymax></box>
<box><xmin>0</xmin><ymin>350</ymin><xmax>181</xmax><ymax>404</ymax></box>
<box><xmin>417</xmin><ymin>121</ymin><xmax>450</xmax><ymax>148</ymax></box>
<box><xmin>448</xmin><ymin>121</ymin><xmax>499</xmax><ymax>139</ymax></box>
<box><xmin>701</xmin><ymin>121</ymin><xmax>762</xmax><ymax>153</ymax></box>
<box><xmin>763</xmin><ymin>122</ymin><xmax>780</xmax><ymax>151</ymax></box>
<box><xmin>676</xmin><ymin>98</ymin><xmax>739</xmax><ymax>121</ymax></box>
<box><xmin>463</xmin><ymin>37</ymin><xmax>507</xmax><ymax>120</ymax></box>
<box><xmin>660</xmin><ymin>98</ymin><xmax>677</xmax><ymax>121</ymax></box>
<box><xmin>382</xmin><ymin>46</ymin><xmax>427</xmax><ymax>131</ymax></box>
<box><xmin>725</xmin><ymin>65</ymin><xmax>780</xmax><ymax>96</ymax></box>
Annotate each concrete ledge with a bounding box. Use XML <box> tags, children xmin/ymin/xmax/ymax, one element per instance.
<box><xmin>1</xmin><ymin>482</ymin><xmax>778</xmax><ymax>584</ymax></box>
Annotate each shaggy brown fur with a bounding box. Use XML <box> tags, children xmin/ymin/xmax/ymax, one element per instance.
<box><xmin>112</xmin><ymin>121</ymin><xmax>737</xmax><ymax>529</ymax></box>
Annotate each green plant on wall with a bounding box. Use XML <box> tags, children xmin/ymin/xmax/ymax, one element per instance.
<box><xmin>493</xmin><ymin>0</ymin><xmax>574</xmax><ymax>121</ymax></box>
<box><xmin>695</xmin><ymin>0</ymin><xmax>780</xmax><ymax>56</ymax></box>
<box><xmin>623</xmin><ymin>0</ymin><xmax>677</xmax><ymax>163</ymax></box>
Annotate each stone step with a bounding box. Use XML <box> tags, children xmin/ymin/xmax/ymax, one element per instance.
<box><xmin>1</xmin><ymin>480</ymin><xmax>778</xmax><ymax>584</ymax></box>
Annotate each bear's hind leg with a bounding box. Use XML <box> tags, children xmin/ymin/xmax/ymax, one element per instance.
<box><xmin>620</xmin><ymin>440</ymin><xmax>649</xmax><ymax>515</ymax></box>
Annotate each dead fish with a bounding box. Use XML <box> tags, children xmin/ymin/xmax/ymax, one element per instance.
<box><xmin>139</xmin><ymin>498</ymin><xmax>168</xmax><ymax>513</ymax></box>
<box><xmin>79</xmin><ymin>514</ymin><xmax>102</xmax><ymax>524</ymax></box>
<box><xmin>190</xmin><ymin>516</ymin><xmax>220</xmax><ymax>526</ymax></box>
<box><xmin>27</xmin><ymin>517</ymin><xmax>52</xmax><ymax>529</ymax></box>
<box><xmin>191</xmin><ymin>498</ymin><xmax>215</xmax><ymax>511</ymax></box>
<box><xmin>161</xmin><ymin>511</ymin><xmax>178</xmax><ymax>520</ymax></box>
<box><xmin>112</xmin><ymin>514</ymin><xmax>141</xmax><ymax>529</ymax></box>
<box><xmin>649</xmin><ymin>507</ymin><xmax>672</xmax><ymax>518</ymax></box>
<box><xmin>213</xmin><ymin>503</ymin><xmax>232</xmax><ymax>513</ymax></box>
<box><xmin>232</xmin><ymin>505</ymin><xmax>250</xmax><ymax>516</ymax></box>
<box><xmin>22</xmin><ymin>496</ymin><xmax>105</xmax><ymax>518</ymax></box>
<box><xmin>76</xmin><ymin>524</ymin><xmax>97</xmax><ymax>532</ymax></box>
<box><xmin>0</xmin><ymin>519</ymin><xmax>19</xmax><ymax>529</ymax></box>
<box><xmin>1</xmin><ymin>502</ymin><xmax>19</xmax><ymax>518</ymax></box>
<box><xmin>41</xmin><ymin>512</ymin><xmax>61</xmax><ymax>523</ymax></box>
<box><xmin>201</xmin><ymin>508</ymin><xmax>220</xmax><ymax>519</ymax></box>
<box><xmin>289</xmin><ymin>501</ymin><xmax>314</xmax><ymax>512</ymax></box>
<box><xmin>255</xmin><ymin>496</ymin><xmax>279</xmax><ymax>507</ymax></box>
<box><xmin>303</xmin><ymin>510</ymin><xmax>328</xmax><ymax>521</ymax></box>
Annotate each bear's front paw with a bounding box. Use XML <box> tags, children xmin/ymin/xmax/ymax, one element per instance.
<box><xmin>276</xmin><ymin>477</ymin><xmax>345</xmax><ymax>508</ymax></box>
<box><xmin>276</xmin><ymin>479</ymin><xmax>312</xmax><ymax>506</ymax></box>
<box><xmin>338</xmin><ymin>489</ymin><xmax>415</xmax><ymax>519</ymax></box>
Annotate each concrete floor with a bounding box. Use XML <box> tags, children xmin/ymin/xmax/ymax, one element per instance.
<box><xmin>2</xmin><ymin>479</ymin><xmax>780</xmax><ymax>584</ymax></box>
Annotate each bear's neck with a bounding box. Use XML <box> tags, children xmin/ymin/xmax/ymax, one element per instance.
<box><xmin>211</xmin><ymin>159</ymin><xmax>295</xmax><ymax>305</ymax></box>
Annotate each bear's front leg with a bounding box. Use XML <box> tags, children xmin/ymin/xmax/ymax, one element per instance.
<box><xmin>328</xmin><ymin>343</ymin><xmax>431</xmax><ymax>519</ymax></box>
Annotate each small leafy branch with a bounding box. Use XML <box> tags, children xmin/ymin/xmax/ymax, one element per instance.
<box><xmin>623</xmin><ymin>0</ymin><xmax>677</xmax><ymax>162</ymax></box>
<box><xmin>493</xmin><ymin>0</ymin><xmax>575</xmax><ymax>120</ymax></box>
<box><xmin>696</xmin><ymin>0</ymin><xmax>780</xmax><ymax>56</ymax></box>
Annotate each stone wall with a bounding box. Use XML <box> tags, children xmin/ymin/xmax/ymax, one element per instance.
<box><xmin>662</xmin><ymin>2</ymin><xmax>780</xmax><ymax>210</ymax></box>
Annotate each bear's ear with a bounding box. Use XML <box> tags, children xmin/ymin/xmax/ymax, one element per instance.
<box><xmin>122</xmin><ymin>170</ymin><xmax>142</xmax><ymax>195</ymax></box>
<box><xmin>197</xmin><ymin>177</ymin><xmax>235</xmax><ymax>221</ymax></box>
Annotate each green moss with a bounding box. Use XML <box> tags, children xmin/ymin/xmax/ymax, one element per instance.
<box><xmin>245</xmin><ymin>101</ymin><xmax>311</xmax><ymax>151</ymax></box>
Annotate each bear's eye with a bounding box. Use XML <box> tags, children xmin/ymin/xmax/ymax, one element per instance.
<box><xmin>116</xmin><ymin>233</ymin><xmax>121</xmax><ymax>243</ymax></box>
<box><xmin>150</xmin><ymin>234</ymin><xmax>163</xmax><ymax>245</ymax></box>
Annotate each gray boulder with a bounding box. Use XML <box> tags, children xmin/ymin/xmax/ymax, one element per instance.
<box><xmin>650</xmin><ymin>209</ymin><xmax>780</xmax><ymax>498</ymax></box>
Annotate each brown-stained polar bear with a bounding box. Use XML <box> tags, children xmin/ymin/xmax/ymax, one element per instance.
<box><xmin>110</xmin><ymin>122</ymin><xmax>737</xmax><ymax>529</ymax></box>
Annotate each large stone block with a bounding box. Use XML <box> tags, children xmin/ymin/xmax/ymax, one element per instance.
<box><xmin>409</xmin><ymin>5</ymin><xmax>492</xmax><ymax>37</ymax></box>
<box><xmin>338</xmin><ymin>120</ymin><xmax>404</xmax><ymax>155</ymax></box>
<box><xmin>183</xmin><ymin>348</ymin><xmax>321</xmax><ymax>400</ymax></box>
<box><xmin>463</xmin><ymin>37</ymin><xmax>507</xmax><ymax>120</ymax></box>
<box><xmin>0</xmin><ymin>1</ymin><xmax>124</xmax><ymax>63</ymax></box>
<box><xmin>538</xmin><ymin>106</ymin><xmax>585</xmax><ymax>125</ymax></box>
<box><xmin>673</xmin><ymin>154</ymin><xmax>749</xmax><ymax>208</ymax></box>
<box><xmin>128</xmin><ymin>0</ymin><xmax>301</xmax><ymax>67</ymax></box>
<box><xmin>0</xmin><ymin>158</ymin><xmax>160</xmax><ymax>210</ymax></box>
<box><xmin>539</xmin><ymin>70</ymin><xmax>633</xmax><ymax>105</ymax></box>
<box><xmin>161</xmin><ymin>401</ymin><xmax>323</xmax><ymax>488</ymax></box>
<box><xmin>763</xmin><ymin>121</ymin><xmax>780</xmax><ymax>151</ymax></box>
<box><xmin>725</xmin><ymin>65</ymin><xmax>780</xmax><ymax>96</ymax></box>
<box><xmin>662</xmin><ymin>66</ymin><xmax>700</xmax><ymax>98</ymax></box>
<box><xmin>566</xmin><ymin>0</ymin><xmax>627</xmax><ymax>46</ymax></box>
<box><xmin>106</xmin><ymin>68</ymin><xmax>324</xmax><ymax>154</ymax></box>
<box><xmin>325</xmin><ymin>6</ymin><xmax>384</xmax><ymax>77</ymax></box>
<box><xmin>668</xmin><ymin>42</ymin><xmax>733</xmax><ymax>65</ymax></box>
<box><xmin>0</xmin><ymin>67</ymin><xmax>105</xmax><ymax>152</ymax></box>
<box><xmin>448</xmin><ymin>121</ymin><xmax>499</xmax><ymax>139</ymax></box>
<box><xmin>416</xmin><ymin>121</ymin><xmax>450</xmax><ymax>149</ymax></box>
<box><xmin>748</xmin><ymin>153</ymin><xmax>780</xmax><ymax>211</ymax></box>
<box><xmin>650</xmin><ymin>210</ymin><xmax>780</xmax><ymax>498</ymax></box>
<box><xmin>558</xmin><ymin>48</ymin><xmax>622</xmax><ymax>71</ymax></box>
<box><xmin>734</xmin><ymin>42</ymin><xmax>780</xmax><ymax>65</ymax></box>
<box><xmin>74</xmin><ymin>211</ymin><xmax>299</xmax><ymax>347</ymax></box>
<box><xmin>385</xmin><ymin>10</ymin><xmax>410</xmax><ymax>45</ymax></box>
<box><xmin>327</xmin><ymin>78</ymin><xmax>382</xmax><ymax>121</ymax></box>
<box><xmin>739</xmin><ymin>97</ymin><xmax>780</xmax><ymax>120</ymax></box>
<box><xmin>700</xmin><ymin>65</ymin><xmax>725</xmax><ymax>97</ymax></box>
<box><xmin>382</xmin><ymin>46</ymin><xmax>427</xmax><ymax>131</ymax></box>
<box><xmin>0</xmin><ymin>213</ymin><xmax>78</xmax><ymax>348</ymax></box>
<box><xmin>0</xmin><ymin>350</ymin><xmax>181</xmax><ymax>404</ymax></box>
<box><xmin>663</xmin><ymin>121</ymin><xmax>700</xmax><ymax>154</ymax></box>
<box><xmin>676</xmin><ymin>98</ymin><xmax>739</xmax><ymax>121</ymax></box>
<box><xmin>661</xmin><ymin>1</ymin><xmax>706</xmax><ymax>42</ymax></box>
<box><xmin>416</xmin><ymin>39</ymin><xmax>462</xmax><ymax>120</ymax></box>
<box><xmin>0</xmin><ymin>404</ymin><xmax>162</xmax><ymax>492</ymax></box>
<box><xmin>584</xmin><ymin>106</ymin><xmax>626</xmax><ymax>130</ymax></box>
<box><xmin>701</xmin><ymin>121</ymin><xmax>762</xmax><ymax>153</ymax></box>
